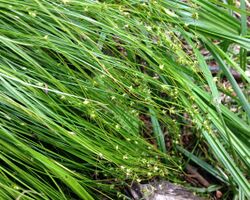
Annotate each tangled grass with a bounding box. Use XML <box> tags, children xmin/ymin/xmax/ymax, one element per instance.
<box><xmin>0</xmin><ymin>0</ymin><xmax>249</xmax><ymax>199</ymax></box>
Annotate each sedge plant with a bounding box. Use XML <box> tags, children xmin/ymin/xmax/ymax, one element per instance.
<box><xmin>0</xmin><ymin>0</ymin><xmax>249</xmax><ymax>199</ymax></box>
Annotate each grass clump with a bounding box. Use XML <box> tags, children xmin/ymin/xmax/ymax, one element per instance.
<box><xmin>0</xmin><ymin>0</ymin><xmax>249</xmax><ymax>199</ymax></box>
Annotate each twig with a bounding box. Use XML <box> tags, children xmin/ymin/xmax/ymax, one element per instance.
<box><xmin>186</xmin><ymin>164</ymin><xmax>210</xmax><ymax>187</ymax></box>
